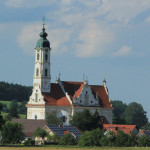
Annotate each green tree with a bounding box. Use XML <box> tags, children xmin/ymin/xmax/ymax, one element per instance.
<box><xmin>1</xmin><ymin>121</ymin><xmax>24</xmax><ymax>144</ymax></box>
<box><xmin>9</xmin><ymin>100</ymin><xmax>19</xmax><ymax>118</ymax></box>
<box><xmin>59</xmin><ymin>133</ymin><xmax>76</xmax><ymax>145</ymax></box>
<box><xmin>18</xmin><ymin>101</ymin><xmax>27</xmax><ymax>114</ymax></box>
<box><xmin>124</xmin><ymin>102</ymin><xmax>148</xmax><ymax>128</ymax></box>
<box><xmin>111</xmin><ymin>100</ymin><xmax>127</xmax><ymax>124</ymax></box>
<box><xmin>70</xmin><ymin>109</ymin><xmax>101</xmax><ymax>131</ymax></box>
<box><xmin>78</xmin><ymin>128</ymin><xmax>103</xmax><ymax>146</ymax></box>
<box><xmin>46</xmin><ymin>111</ymin><xmax>61</xmax><ymax>125</ymax></box>
<box><xmin>33</xmin><ymin>127</ymin><xmax>48</xmax><ymax>144</ymax></box>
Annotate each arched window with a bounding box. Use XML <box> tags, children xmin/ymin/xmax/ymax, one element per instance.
<box><xmin>45</xmin><ymin>68</ymin><xmax>47</xmax><ymax>76</ymax></box>
<box><xmin>36</xmin><ymin>68</ymin><xmax>39</xmax><ymax>76</ymax></box>
<box><xmin>37</xmin><ymin>53</ymin><xmax>39</xmax><ymax>60</ymax></box>
<box><xmin>45</xmin><ymin>53</ymin><xmax>48</xmax><ymax>62</ymax></box>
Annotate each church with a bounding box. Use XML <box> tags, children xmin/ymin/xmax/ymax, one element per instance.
<box><xmin>26</xmin><ymin>21</ymin><xmax>113</xmax><ymax>125</ymax></box>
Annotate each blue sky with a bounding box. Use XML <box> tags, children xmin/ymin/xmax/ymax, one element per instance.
<box><xmin>0</xmin><ymin>0</ymin><xmax>150</xmax><ymax>120</ymax></box>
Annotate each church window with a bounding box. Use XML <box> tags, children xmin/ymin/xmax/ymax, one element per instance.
<box><xmin>36</xmin><ymin>68</ymin><xmax>39</xmax><ymax>76</ymax></box>
<box><xmin>35</xmin><ymin>93</ymin><xmax>38</xmax><ymax>102</ymax></box>
<box><xmin>45</xmin><ymin>53</ymin><xmax>48</xmax><ymax>62</ymax></box>
<box><xmin>37</xmin><ymin>53</ymin><xmax>39</xmax><ymax>60</ymax></box>
<box><xmin>45</xmin><ymin>68</ymin><xmax>48</xmax><ymax>76</ymax></box>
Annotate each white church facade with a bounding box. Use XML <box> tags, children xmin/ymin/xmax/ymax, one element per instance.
<box><xmin>26</xmin><ymin>22</ymin><xmax>113</xmax><ymax>125</ymax></box>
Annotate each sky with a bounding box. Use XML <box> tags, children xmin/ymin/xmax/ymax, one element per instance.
<box><xmin>0</xmin><ymin>0</ymin><xmax>150</xmax><ymax>120</ymax></box>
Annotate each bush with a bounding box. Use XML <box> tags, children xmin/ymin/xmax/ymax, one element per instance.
<box><xmin>47</xmin><ymin>133</ymin><xmax>60</xmax><ymax>144</ymax></box>
<box><xmin>24</xmin><ymin>138</ymin><xmax>35</xmax><ymax>146</ymax></box>
<box><xmin>137</xmin><ymin>136</ymin><xmax>150</xmax><ymax>147</ymax></box>
<box><xmin>78</xmin><ymin>128</ymin><xmax>103</xmax><ymax>146</ymax></box>
<box><xmin>115</xmin><ymin>130</ymin><xmax>134</xmax><ymax>147</ymax></box>
<box><xmin>59</xmin><ymin>133</ymin><xmax>76</xmax><ymax>145</ymax></box>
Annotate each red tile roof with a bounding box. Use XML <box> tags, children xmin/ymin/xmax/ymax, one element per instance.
<box><xmin>91</xmin><ymin>85</ymin><xmax>112</xmax><ymax>108</ymax></box>
<box><xmin>103</xmin><ymin>124</ymin><xmax>137</xmax><ymax>135</ymax></box>
<box><xmin>12</xmin><ymin>119</ymin><xmax>46</xmax><ymax>137</ymax></box>
<box><xmin>43</xmin><ymin>83</ymin><xmax>71</xmax><ymax>106</ymax></box>
<box><xmin>42</xmin><ymin>81</ymin><xmax>112</xmax><ymax>108</ymax></box>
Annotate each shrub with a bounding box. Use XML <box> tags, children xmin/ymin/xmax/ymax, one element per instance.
<box><xmin>115</xmin><ymin>130</ymin><xmax>134</xmax><ymax>147</ymax></box>
<box><xmin>78</xmin><ymin>128</ymin><xmax>103</xmax><ymax>146</ymax></box>
<box><xmin>59</xmin><ymin>133</ymin><xmax>76</xmax><ymax>145</ymax></box>
<box><xmin>137</xmin><ymin>136</ymin><xmax>150</xmax><ymax>147</ymax></box>
<box><xmin>24</xmin><ymin>138</ymin><xmax>35</xmax><ymax>146</ymax></box>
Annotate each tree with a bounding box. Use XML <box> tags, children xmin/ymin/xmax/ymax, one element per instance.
<box><xmin>9</xmin><ymin>100</ymin><xmax>19</xmax><ymax>118</ymax></box>
<box><xmin>33</xmin><ymin>127</ymin><xmax>48</xmax><ymax>144</ymax></box>
<box><xmin>59</xmin><ymin>133</ymin><xmax>76</xmax><ymax>145</ymax></box>
<box><xmin>111</xmin><ymin>100</ymin><xmax>127</xmax><ymax>124</ymax></box>
<box><xmin>46</xmin><ymin>111</ymin><xmax>61</xmax><ymax>125</ymax></box>
<box><xmin>18</xmin><ymin>101</ymin><xmax>27</xmax><ymax>114</ymax></box>
<box><xmin>124</xmin><ymin>102</ymin><xmax>148</xmax><ymax>128</ymax></box>
<box><xmin>1</xmin><ymin>121</ymin><xmax>24</xmax><ymax>144</ymax></box>
<box><xmin>78</xmin><ymin>128</ymin><xmax>103</xmax><ymax>146</ymax></box>
<box><xmin>70</xmin><ymin>109</ymin><xmax>101</xmax><ymax>131</ymax></box>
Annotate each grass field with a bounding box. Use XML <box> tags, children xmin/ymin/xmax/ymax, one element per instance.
<box><xmin>0</xmin><ymin>146</ymin><xmax>149</xmax><ymax>150</ymax></box>
<box><xmin>0</xmin><ymin>101</ymin><xmax>22</xmax><ymax>109</ymax></box>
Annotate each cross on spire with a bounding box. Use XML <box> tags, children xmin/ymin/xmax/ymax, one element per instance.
<box><xmin>43</xmin><ymin>16</ymin><xmax>45</xmax><ymax>29</ymax></box>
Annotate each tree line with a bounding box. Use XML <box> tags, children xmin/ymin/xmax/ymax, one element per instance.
<box><xmin>0</xmin><ymin>81</ymin><xmax>32</xmax><ymax>102</ymax></box>
<box><xmin>1</xmin><ymin>110</ymin><xmax>150</xmax><ymax>146</ymax></box>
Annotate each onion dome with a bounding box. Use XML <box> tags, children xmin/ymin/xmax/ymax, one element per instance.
<box><xmin>36</xmin><ymin>25</ymin><xmax>50</xmax><ymax>49</ymax></box>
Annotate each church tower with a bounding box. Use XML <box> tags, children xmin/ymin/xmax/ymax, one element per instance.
<box><xmin>34</xmin><ymin>20</ymin><xmax>51</xmax><ymax>93</ymax></box>
<box><xmin>26</xmin><ymin>19</ymin><xmax>51</xmax><ymax>119</ymax></box>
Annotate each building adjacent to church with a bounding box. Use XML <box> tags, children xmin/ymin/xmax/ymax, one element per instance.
<box><xmin>26</xmin><ymin>22</ymin><xmax>113</xmax><ymax>125</ymax></box>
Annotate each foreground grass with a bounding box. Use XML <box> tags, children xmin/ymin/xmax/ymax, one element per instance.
<box><xmin>0</xmin><ymin>146</ymin><xmax>149</xmax><ymax>150</ymax></box>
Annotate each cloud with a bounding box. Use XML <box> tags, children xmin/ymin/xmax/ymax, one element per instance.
<box><xmin>17</xmin><ymin>23</ymin><xmax>41</xmax><ymax>55</ymax></box>
<box><xmin>113</xmin><ymin>45</ymin><xmax>132</xmax><ymax>56</ymax></box>
<box><xmin>49</xmin><ymin>28</ymin><xmax>72</xmax><ymax>54</ymax></box>
<box><xmin>99</xmin><ymin>0</ymin><xmax>150</xmax><ymax>24</ymax></box>
<box><xmin>5</xmin><ymin>0</ymin><xmax>57</xmax><ymax>8</ymax></box>
<box><xmin>145</xmin><ymin>15</ymin><xmax>150</xmax><ymax>23</ymax></box>
<box><xmin>76</xmin><ymin>21</ymin><xmax>114</xmax><ymax>57</ymax></box>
